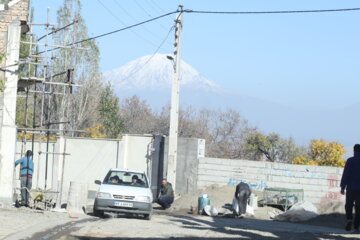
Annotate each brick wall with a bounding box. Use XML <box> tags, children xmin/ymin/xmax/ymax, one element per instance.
<box><xmin>197</xmin><ymin>157</ymin><xmax>344</xmax><ymax>204</ymax></box>
<box><xmin>0</xmin><ymin>0</ymin><xmax>29</xmax><ymax>58</ymax></box>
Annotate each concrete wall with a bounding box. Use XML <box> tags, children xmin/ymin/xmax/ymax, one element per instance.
<box><xmin>197</xmin><ymin>157</ymin><xmax>344</xmax><ymax>205</ymax></box>
<box><xmin>121</xmin><ymin>134</ymin><xmax>153</xmax><ymax>174</ymax></box>
<box><xmin>164</xmin><ymin>137</ymin><xmax>205</xmax><ymax>195</ymax></box>
<box><xmin>58</xmin><ymin>138</ymin><xmax>122</xmax><ymax>203</ymax></box>
<box><xmin>13</xmin><ymin>135</ymin><xmax>158</xmax><ymax>205</ymax></box>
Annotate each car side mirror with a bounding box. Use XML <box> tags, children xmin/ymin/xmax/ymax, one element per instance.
<box><xmin>95</xmin><ymin>180</ymin><xmax>101</xmax><ymax>185</ymax></box>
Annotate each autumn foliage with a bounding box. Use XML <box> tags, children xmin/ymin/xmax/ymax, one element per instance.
<box><xmin>293</xmin><ymin>139</ymin><xmax>346</xmax><ymax>167</ymax></box>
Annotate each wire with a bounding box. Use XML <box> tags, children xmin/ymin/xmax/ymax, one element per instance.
<box><xmin>96</xmin><ymin>0</ymin><xmax>167</xmax><ymax>50</ymax></box>
<box><xmin>38</xmin><ymin>6</ymin><xmax>360</xmax><ymax>54</ymax></box>
<box><xmin>38</xmin><ymin>11</ymin><xmax>178</xmax><ymax>54</ymax></box>
<box><xmin>183</xmin><ymin>7</ymin><xmax>360</xmax><ymax>15</ymax></box>
<box><xmin>134</xmin><ymin>0</ymin><xmax>169</xmax><ymax>31</ymax></box>
<box><xmin>112</xmin><ymin>0</ymin><xmax>172</xmax><ymax>48</ymax></box>
<box><xmin>37</xmin><ymin>20</ymin><xmax>78</xmax><ymax>42</ymax></box>
<box><xmin>111</xmin><ymin>25</ymin><xmax>175</xmax><ymax>84</ymax></box>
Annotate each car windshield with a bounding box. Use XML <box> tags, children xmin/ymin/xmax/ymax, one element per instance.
<box><xmin>103</xmin><ymin>171</ymin><xmax>149</xmax><ymax>188</ymax></box>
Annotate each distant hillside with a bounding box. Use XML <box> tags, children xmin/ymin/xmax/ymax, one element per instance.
<box><xmin>102</xmin><ymin>54</ymin><xmax>360</xmax><ymax>149</ymax></box>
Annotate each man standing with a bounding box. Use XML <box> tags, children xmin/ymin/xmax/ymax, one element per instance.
<box><xmin>156</xmin><ymin>178</ymin><xmax>174</xmax><ymax>209</ymax></box>
<box><xmin>15</xmin><ymin>150</ymin><xmax>34</xmax><ymax>207</ymax></box>
<box><xmin>340</xmin><ymin>144</ymin><xmax>360</xmax><ymax>232</ymax></box>
<box><xmin>234</xmin><ymin>182</ymin><xmax>251</xmax><ymax>218</ymax></box>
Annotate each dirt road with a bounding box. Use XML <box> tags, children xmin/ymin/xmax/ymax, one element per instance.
<box><xmin>29</xmin><ymin>211</ymin><xmax>358</xmax><ymax>240</ymax></box>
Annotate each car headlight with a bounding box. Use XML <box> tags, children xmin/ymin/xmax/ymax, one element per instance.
<box><xmin>135</xmin><ymin>196</ymin><xmax>151</xmax><ymax>203</ymax></box>
<box><xmin>97</xmin><ymin>192</ymin><xmax>112</xmax><ymax>199</ymax></box>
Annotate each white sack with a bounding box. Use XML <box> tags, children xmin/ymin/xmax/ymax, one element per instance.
<box><xmin>273</xmin><ymin>201</ymin><xmax>318</xmax><ymax>222</ymax></box>
<box><xmin>232</xmin><ymin>197</ymin><xmax>239</xmax><ymax>215</ymax></box>
<box><xmin>246</xmin><ymin>204</ymin><xmax>255</xmax><ymax>216</ymax></box>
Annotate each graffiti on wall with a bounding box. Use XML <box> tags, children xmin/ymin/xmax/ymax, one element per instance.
<box><xmin>320</xmin><ymin>174</ymin><xmax>343</xmax><ymax>203</ymax></box>
<box><xmin>227</xmin><ymin>177</ymin><xmax>268</xmax><ymax>191</ymax></box>
<box><xmin>257</xmin><ymin>167</ymin><xmax>327</xmax><ymax>179</ymax></box>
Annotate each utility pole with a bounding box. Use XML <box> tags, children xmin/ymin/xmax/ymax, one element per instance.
<box><xmin>167</xmin><ymin>5</ymin><xmax>183</xmax><ymax>192</ymax></box>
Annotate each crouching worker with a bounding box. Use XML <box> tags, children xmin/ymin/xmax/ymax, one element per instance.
<box><xmin>156</xmin><ymin>178</ymin><xmax>174</xmax><ymax>210</ymax></box>
<box><xmin>234</xmin><ymin>182</ymin><xmax>251</xmax><ymax>218</ymax></box>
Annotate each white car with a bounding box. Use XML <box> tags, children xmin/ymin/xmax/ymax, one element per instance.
<box><xmin>93</xmin><ymin>168</ymin><xmax>153</xmax><ymax>220</ymax></box>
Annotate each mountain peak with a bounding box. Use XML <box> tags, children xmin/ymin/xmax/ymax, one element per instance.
<box><xmin>102</xmin><ymin>54</ymin><xmax>221</xmax><ymax>92</ymax></box>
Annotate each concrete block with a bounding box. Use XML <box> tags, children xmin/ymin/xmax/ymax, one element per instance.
<box><xmin>198</xmin><ymin>163</ymin><xmax>234</xmax><ymax>172</ymax></box>
<box><xmin>197</xmin><ymin>169</ymin><xmax>231</xmax><ymax>178</ymax></box>
<box><xmin>197</xmin><ymin>174</ymin><xmax>228</xmax><ymax>184</ymax></box>
<box><xmin>200</xmin><ymin>158</ymin><xmax>227</xmax><ymax>165</ymax></box>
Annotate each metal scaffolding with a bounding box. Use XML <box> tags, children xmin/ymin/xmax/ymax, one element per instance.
<box><xmin>17</xmin><ymin>8</ymin><xmax>84</xmax><ymax>196</ymax></box>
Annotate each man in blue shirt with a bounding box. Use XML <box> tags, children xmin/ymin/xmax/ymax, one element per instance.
<box><xmin>15</xmin><ymin>150</ymin><xmax>34</xmax><ymax>207</ymax></box>
<box><xmin>340</xmin><ymin>144</ymin><xmax>360</xmax><ymax>232</ymax></box>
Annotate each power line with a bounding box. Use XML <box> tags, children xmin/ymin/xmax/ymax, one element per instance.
<box><xmin>111</xmin><ymin>25</ymin><xmax>175</xmax><ymax>84</ymax></box>
<box><xmin>38</xmin><ymin>11</ymin><xmax>178</xmax><ymax>54</ymax></box>
<box><xmin>183</xmin><ymin>7</ymin><xmax>360</xmax><ymax>15</ymax></box>
<box><xmin>39</xmin><ymin>6</ymin><xmax>360</xmax><ymax>54</ymax></box>
<box><xmin>134</xmin><ymin>0</ymin><xmax>169</xmax><ymax>31</ymax></box>
<box><xmin>112</xmin><ymin>0</ymin><xmax>172</xmax><ymax>48</ymax></box>
<box><xmin>96</xmin><ymin>0</ymin><xmax>167</xmax><ymax>50</ymax></box>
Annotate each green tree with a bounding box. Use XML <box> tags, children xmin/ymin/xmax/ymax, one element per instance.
<box><xmin>244</xmin><ymin>132</ymin><xmax>304</xmax><ymax>162</ymax></box>
<box><xmin>98</xmin><ymin>84</ymin><xmax>123</xmax><ymax>138</ymax></box>
<box><xmin>50</xmin><ymin>0</ymin><xmax>103</xmax><ymax>134</ymax></box>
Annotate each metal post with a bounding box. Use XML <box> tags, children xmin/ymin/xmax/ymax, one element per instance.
<box><xmin>167</xmin><ymin>5</ymin><xmax>184</xmax><ymax>193</ymax></box>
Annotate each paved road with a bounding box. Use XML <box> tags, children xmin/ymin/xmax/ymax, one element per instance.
<box><xmin>34</xmin><ymin>212</ymin><xmax>359</xmax><ymax>240</ymax></box>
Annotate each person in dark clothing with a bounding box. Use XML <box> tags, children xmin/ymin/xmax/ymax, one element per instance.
<box><xmin>340</xmin><ymin>144</ymin><xmax>360</xmax><ymax>233</ymax></box>
<box><xmin>234</xmin><ymin>182</ymin><xmax>251</xmax><ymax>218</ymax></box>
<box><xmin>156</xmin><ymin>178</ymin><xmax>174</xmax><ymax>209</ymax></box>
<box><xmin>15</xmin><ymin>150</ymin><xmax>34</xmax><ymax>207</ymax></box>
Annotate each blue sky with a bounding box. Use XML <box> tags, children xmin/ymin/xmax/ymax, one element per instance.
<box><xmin>30</xmin><ymin>1</ymin><xmax>360</xmax><ymax>149</ymax></box>
<box><xmin>30</xmin><ymin>0</ymin><xmax>360</xmax><ymax>108</ymax></box>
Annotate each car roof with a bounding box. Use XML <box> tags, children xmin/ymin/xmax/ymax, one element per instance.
<box><xmin>109</xmin><ymin>168</ymin><xmax>145</xmax><ymax>174</ymax></box>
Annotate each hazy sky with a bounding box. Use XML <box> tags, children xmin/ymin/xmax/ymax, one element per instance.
<box><xmin>30</xmin><ymin>0</ymin><xmax>360</xmax><ymax>109</ymax></box>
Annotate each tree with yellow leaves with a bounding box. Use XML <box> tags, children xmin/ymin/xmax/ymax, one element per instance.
<box><xmin>293</xmin><ymin>139</ymin><xmax>346</xmax><ymax>167</ymax></box>
<box><xmin>81</xmin><ymin>124</ymin><xmax>106</xmax><ymax>139</ymax></box>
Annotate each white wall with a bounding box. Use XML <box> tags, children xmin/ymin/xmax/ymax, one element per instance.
<box><xmin>198</xmin><ymin>157</ymin><xmax>344</xmax><ymax>204</ymax></box>
<box><xmin>122</xmin><ymin>135</ymin><xmax>153</xmax><ymax>173</ymax></box>
<box><xmin>15</xmin><ymin>141</ymin><xmax>56</xmax><ymax>190</ymax></box>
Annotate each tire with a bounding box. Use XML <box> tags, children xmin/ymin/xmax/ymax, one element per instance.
<box><xmin>144</xmin><ymin>213</ymin><xmax>151</xmax><ymax>220</ymax></box>
<box><xmin>93</xmin><ymin>207</ymin><xmax>104</xmax><ymax>218</ymax></box>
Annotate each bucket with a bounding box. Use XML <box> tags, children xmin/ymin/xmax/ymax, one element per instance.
<box><xmin>198</xmin><ymin>195</ymin><xmax>210</xmax><ymax>214</ymax></box>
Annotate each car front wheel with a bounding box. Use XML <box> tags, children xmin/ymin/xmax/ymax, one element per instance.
<box><xmin>93</xmin><ymin>207</ymin><xmax>104</xmax><ymax>218</ymax></box>
<box><xmin>144</xmin><ymin>213</ymin><xmax>151</xmax><ymax>220</ymax></box>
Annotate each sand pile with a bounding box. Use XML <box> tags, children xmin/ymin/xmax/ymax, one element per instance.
<box><xmin>316</xmin><ymin>201</ymin><xmax>345</xmax><ymax>214</ymax></box>
<box><xmin>173</xmin><ymin>184</ymin><xmax>264</xmax><ymax>212</ymax></box>
<box><xmin>173</xmin><ymin>185</ymin><xmax>235</xmax><ymax>211</ymax></box>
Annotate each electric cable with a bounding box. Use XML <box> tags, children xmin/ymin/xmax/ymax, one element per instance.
<box><xmin>37</xmin><ymin>6</ymin><xmax>360</xmax><ymax>54</ymax></box>
<box><xmin>96</xmin><ymin>0</ymin><xmax>167</xmax><ymax>50</ymax></box>
<box><xmin>109</xmin><ymin>25</ymin><xmax>175</xmax><ymax>84</ymax></box>
<box><xmin>183</xmin><ymin>7</ymin><xmax>360</xmax><ymax>15</ymax></box>
<box><xmin>112</xmin><ymin>0</ymin><xmax>173</xmax><ymax>48</ymax></box>
<box><xmin>134</xmin><ymin>0</ymin><xmax>169</xmax><ymax>31</ymax></box>
<box><xmin>38</xmin><ymin>11</ymin><xmax>178</xmax><ymax>54</ymax></box>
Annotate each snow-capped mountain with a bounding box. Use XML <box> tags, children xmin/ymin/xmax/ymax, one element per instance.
<box><xmin>103</xmin><ymin>54</ymin><xmax>221</xmax><ymax>92</ymax></box>
<box><xmin>101</xmin><ymin>54</ymin><xmax>360</xmax><ymax>149</ymax></box>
